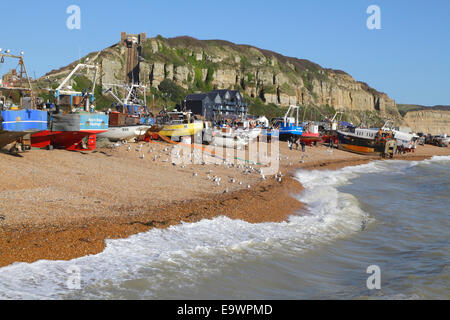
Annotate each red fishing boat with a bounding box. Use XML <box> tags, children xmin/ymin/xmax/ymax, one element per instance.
<box><xmin>299</xmin><ymin>122</ymin><xmax>320</xmax><ymax>145</ymax></box>
<box><xmin>319</xmin><ymin>111</ymin><xmax>343</xmax><ymax>145</ymax></box>
<box><xmin>31</xmin><ymin>63</ymin><xmax>109</xmax><ymax>150</ymax></box>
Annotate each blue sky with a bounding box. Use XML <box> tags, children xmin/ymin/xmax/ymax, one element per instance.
<box><xmin>0</xmin><ymin>0</ymin><xmax>449</xmax><ymax>106</ymax></box>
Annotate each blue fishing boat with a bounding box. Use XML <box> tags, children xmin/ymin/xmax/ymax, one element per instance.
<box><xmin>0</xmin><ymin>51</ymin><xmax>48</xmax><ymax>151</ymax></box>
<box><xmin>276</xmin><ymin>105</ymin><xmax>303</xmax><ymax>141</ymax></box>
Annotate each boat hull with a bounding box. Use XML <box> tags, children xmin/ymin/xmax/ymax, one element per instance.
<box><xmin>337</xmin><ymin>131</ymin><xmax>385</xmax><ymax>155</ymax></box>
<box><xmin>31</xmin><ymin>113</ymin><xmax>108</xmax><ymax>150</ymax></box>
<box><xmin>278</xmin><ymin>125</ymin><xmax>303</xmax><ymax>141</ymax></box>
<box><xmin>0</xmin><ymin>109</ymin><xmax>48</xmax><ymax>148</ymax></box>
<box><xmin>31</xmin><ymin>131</ymin><xmax>104</xmax><ymax>151</ymax></box>
<box><xmin>338</xmin><ymin>143</ymin><xmax>377</xmax><ymax>155</ymax></box>
<box><xmin>0</xmin><ymin>131</ymin><xmax>34</xmax><ymax>149</ymax></box>
<box><xmin>299</xmin><ymin>132</ymin><xmax>321</xmax><ymax>144</ymax></box>
<box><xmin>97</xmin><ymin>125</ymin><xmax>151</xmax><ymax>142</ymax></box>
<box><xmin>160</xmin><ymin>122</ymin><xmax>203</xmax><ymax>137</ymax></box>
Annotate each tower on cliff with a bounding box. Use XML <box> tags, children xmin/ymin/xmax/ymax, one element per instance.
<box><xmin>121</xmin><ymin>32</ymin><xmax>146</xmax><ymax>85</ymax></box>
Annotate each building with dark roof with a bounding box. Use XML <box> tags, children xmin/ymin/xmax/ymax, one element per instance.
<box><xmin>183</xmin><ymin>89</ymin><xmax>247</xmax><ymax>121</ymax></box>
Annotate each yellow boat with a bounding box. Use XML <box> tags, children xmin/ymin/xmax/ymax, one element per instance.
<box><xmin>159</xmin><ymin>122</ymin><xmax>203</xmax><ymax>137</ymax></box>
<box><xmin>159</xmin><ymin>111</ymin><xmax>203</xmax><ymax>137</ymax></box>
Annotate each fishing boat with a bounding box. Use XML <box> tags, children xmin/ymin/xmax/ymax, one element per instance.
<box><xmin>31</xmin><ymin>63</ymin><xmax>108</xmax><ymax>150</ymax></box>
<box><xmin>299</xmin><ymin>121</ymin><xmax>320</xmax><ymax>145</ymax></box>
<box><xmin>210</xmin><ymin>126</ymin><xmax>248</xmax><ymax>149</ymax></box>
<box><xmin>97</xmin><ymin>83</ymin><xmax>152</xmax><ymax>142</ymax></box>
<box><xmin>234</xmin><ymin>120</ymin><xmax>262</xmax><ymax>141</ymax></box>
<box><xmin>379</xmin><ymin>121</ymin><xmax>419</xmax><ymax>152</ymax></box>
<box><xmin>392</xmin><ymin>130</ymin><xmax>418</xmax><ymax>151</ymax></box>
<box><xmin>277</xmin><ymin>105</ymin><xmax>303</xmax><ymax>141</ymax></box>
<box><xmin>97</xmin><ymin>120</ymin><xmax>150</xmax><ymax>142</ymax></box>
<box><xmin>319</xmin><ymin>111</ymin><xmax>342</xmax><ymax>145</ymax></box>
<box><xmin>158</xmin><ymin>110</ymin><xmax>203</xmax><ymax>139</ymax></box>
<box><xmin>337</xmin><ymin>122</ymin><xmax>396</xmax><ymax>155</ymax></box>
<box><xmin>0</xmin><ymin>50</ymin><xmax>47</xmax><ymax>152</ymax></box>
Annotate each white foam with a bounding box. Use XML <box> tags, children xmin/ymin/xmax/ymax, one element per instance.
<box><xmin>428</xmin><ymin>155</ymin><xmax>450</xmax><ymax>162</ymax></box>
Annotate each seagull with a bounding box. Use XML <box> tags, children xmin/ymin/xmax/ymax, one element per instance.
<box><xmin>247</xmin><ymin>184</ymin><xmax>251</xmax><ymax>189</ymax></box>
<box><xmin>140</xmin><ymin>154</ymin><xmax>145</xmax><ymax>159</ymax></box>
<box><xmin>261</xmin><ymin>175</ymin><xmax>266</xmax><ymax>180</ymax></box>
<box><xmin>223</xmin><ymin>189</ymin><xmax>228</xmax><ymax>194</ymax></box>
<box><xmin>278</xmin><ymin>177</ymin><xmax>282</xmax><ymax>183</ymax></box>
<box><xmin>361</xmin><ymin>220</ymin><xmax>367</xmax><ymax>231</ymax></box>
<box><xmin>230</xmin><ymin>178</ymin><xmax>236</xmax><ymax>183</ymax></box>
<box><xmin>193</xmin><ymin>172</ymin><xmax>198</xmax><ymax>177</ymax></box>
<box><xmin>127</xmin><ymin>145</ymin><xmax>131</xmax><ymax>152</ymax></box>
<box><xmin>238</xmin><ymin>182</ymin><xmax>243</xmax><ymax>185</ymax></box>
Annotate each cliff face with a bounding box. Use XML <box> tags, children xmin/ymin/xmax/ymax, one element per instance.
<box><xmin>40</xmin><ymin>35</ymin><xmax>412</xmax><ymax>124</ymax></box>
<box><xmin>54</xmin><ymin>36</ymin><xmax>398</xmax><ymax>117</ymax></box>
<box><xmin>403</xmin><ymin>110</ymin><xmax>450</xmax><ymax>135</ymax></box>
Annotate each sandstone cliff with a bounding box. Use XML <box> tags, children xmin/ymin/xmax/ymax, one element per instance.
<box><xmin>403</xmin><ymin>109</ymin><xmax>450</xmax><ymax>135</ymax></box>
<box><xmin>37</xmin><ymin>35</ymin><xmax>450</xmax><ymax>133</ymax></box>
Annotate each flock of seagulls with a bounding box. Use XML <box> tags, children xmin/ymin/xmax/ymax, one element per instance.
<box><xmin>107</xmin><ymin>140</ymin><xmax>289</xmax><ymax>195</ymax></box>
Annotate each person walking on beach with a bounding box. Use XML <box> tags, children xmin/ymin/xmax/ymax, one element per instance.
<box><xmin>301</xmin><ymin>140</ymin><xmax>306</xmax><ymax>152</ymax></box>
<box><xmin>294</xmin><ymin>137</ymin><xmax>299</xmax><ymax>150</ymax></box>
<box><xmin>288</xmin><ymin>138</ymin><xmax>293</xmax><ymax>150</ymax></box>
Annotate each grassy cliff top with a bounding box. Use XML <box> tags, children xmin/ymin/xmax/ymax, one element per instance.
<box><xmin>397</xmin><ymin>104</ymin><xmax>450</xmax><ymax>116</ymax></box>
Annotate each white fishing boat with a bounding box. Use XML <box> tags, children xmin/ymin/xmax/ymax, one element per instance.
<box><xmin>211</xmin><ymin>126</ymin><xmax>248</xmax><ymax>149</ymax></box>
<box><xmin>384</xmin><ymin>121</ymin><xmax>419</xmax><ymax>151</ymax></box>
<box><xmin>392</xmin><ymin>130</ymin><xmax>418</xmax><ymax>151</ymax></box>
<box><xmin>99</xmin><ymin>83</ymin><xmax>153</xmax><ymax>142</ymax></box>
<box><xmin>235</xmin><ymin>127</ymin><xmax>261</xmax><ymax>141</ymax></box>
<box><xmin>97</xmin><ymin>124</ymin><xmax>150</xmax><ymax>142</ymax></box>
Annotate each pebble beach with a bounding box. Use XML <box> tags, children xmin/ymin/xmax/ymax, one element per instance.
<box><xmin>0</xmin><ymin>142</ymin><xmax>449</xmax><ymax>268</ymax></box>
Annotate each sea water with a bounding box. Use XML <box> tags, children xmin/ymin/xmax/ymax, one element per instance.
<box><xmin>0</xmin><ymin>156</ymin><xmax>448</xmax><ymax>299</ymax></box>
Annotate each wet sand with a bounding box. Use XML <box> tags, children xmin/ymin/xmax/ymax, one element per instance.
<box><xmin>0</xmin><ymin>142</ymin><xmax>448</xmax><ymax>267</ymax></box>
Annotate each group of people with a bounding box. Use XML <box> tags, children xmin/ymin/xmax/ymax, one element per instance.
<box><xmin>287</xmin><ymin>136</ymin><xmax>307</xmax><ymax>152</ymax></box>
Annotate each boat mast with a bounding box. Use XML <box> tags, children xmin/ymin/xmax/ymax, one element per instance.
<box><xmin>55</xmin><ymin>63</ymin><xmax>99</xmax><ymax>111</ymax></box>
<box><xmin>0</xmin><ymin>51</ymin><xmax>36</xmax><ymax>108</ymax></box>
